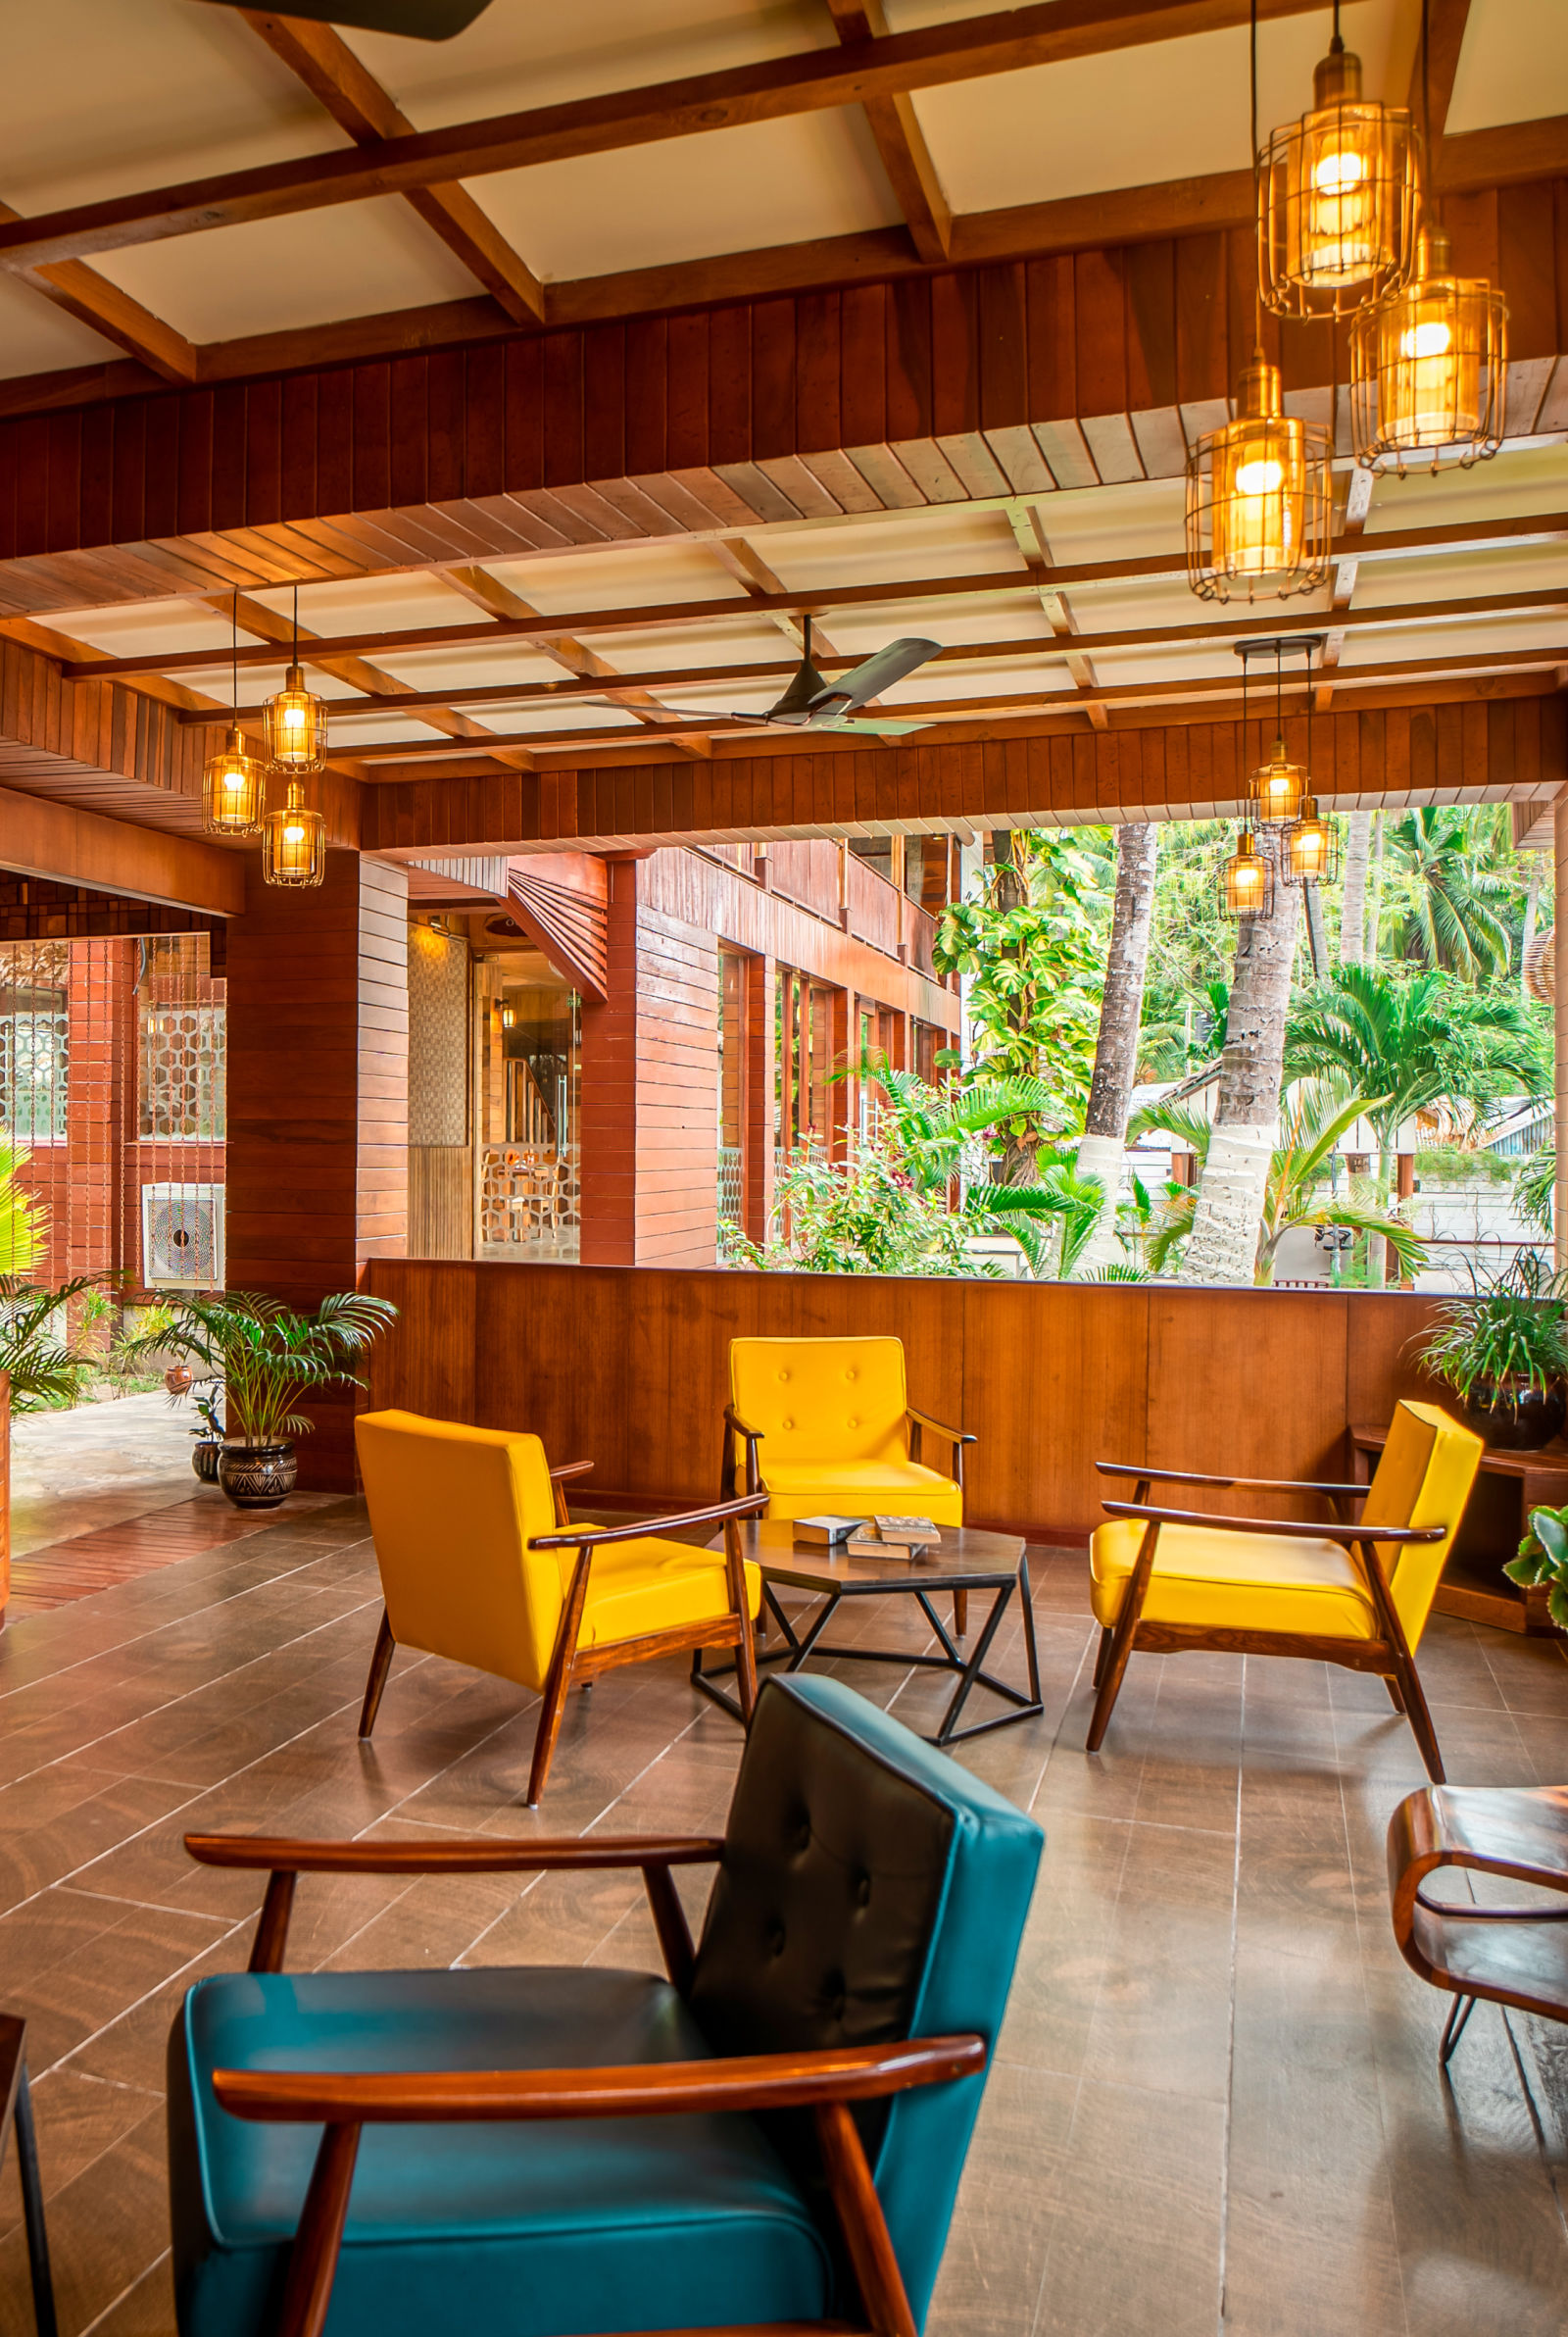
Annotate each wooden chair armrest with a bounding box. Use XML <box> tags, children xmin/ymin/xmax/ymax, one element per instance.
<box><xmin>548</xmin><ymin>1460</ymin><xmax>595</xmax><ymax>1484</ymax></box>
<box><xmin>1099</xmin><ymin>1500</ymin><xmax>1444</xmax><ymax>1546</ymax></box>
<box><xmin>906</xmin><ymin>1409</ymin><xmax>976</xmax><ymax>1448</ymax></box>
<box><xmin>212</xmin><ymin>2035</ymin><xmax>987</xmax><ymax>2126</ymax></box>
<box><xmin>723</xmin><ymin>1406</ymin><xmax>764</xmax><ymax>1445</ymax></box>
<box><xmin>184</xmin><ymin>1833</ymin><xmax>724</xmax><ymax>1875</ymax></box>
<box><xmin>529</xmin><ymin>1490</ymin><xmax>766</xmax><ymax>1552</ymax></box>
<box><xmin>1096</xmin><ymin>1463</ymin><xmax>1365</xmax><ymax>1496</ymax></box>
<box><xmin>1387</xmin><ymin>1786</ymin><xmax>1568</xmax><ymax>1920</ymax></box>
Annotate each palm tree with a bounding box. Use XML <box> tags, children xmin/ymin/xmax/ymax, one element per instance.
<box><xmin>1386</xmin><ymin>806</ymin><xmax>1513</xmax><ymax>982</ymax></box>
<box><xmin>1131</xmin><ymin>1090</ymin><xmax>1424</xmax><ymax>1284</ymax></box>
<box><xmin>1078</xmin><ymin>823</ymin><xmax>1158</xmax><ymax>1270</ymax></box>
<box><xmin>1340</xmin><ymin>811</ymin><xmax>1373</xmax><ymax>965</ymax></box>
<box><xmin>1284</xmin><ymin>965</ymin><xmax>1545</xmax><ymax>1153</ymax></box>
<box><xmin>1179</xmin><ymin>869</ymin><xmax>1301</xmax><ymax>1284</ymax></box>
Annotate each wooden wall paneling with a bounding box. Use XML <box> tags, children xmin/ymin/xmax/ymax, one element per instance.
<box><xmin>371</xmin><ymin>1256</ymin><xmax>478</xmax><ymax>1419</ymax></box>
<box><xmin>1342</xmin><ymin>1292</ymin><xmax>1443</xmax><ymax>1444</ymax></box>
<box><xmin>1124</xmin><ymin>237</ymin><xmax>1184</xmax><ymax>476</ymax></box>
<box><xmin>958</xmin><ymin>1277</ymin><xmax>1149</xmax><ymax>1535</ymax></box>
<box><xmin>1144</xmin><ymin>1286</ymin><xmax>1350</xmax><ymax>1518</ymax></box>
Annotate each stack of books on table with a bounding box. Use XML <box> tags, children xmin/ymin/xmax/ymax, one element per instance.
<box><xmin>845</xmin><ymin>1516</ymin><xmax>941</xmax><ymax>1557</ymax></box>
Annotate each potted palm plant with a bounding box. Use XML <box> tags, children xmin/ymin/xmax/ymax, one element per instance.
<box><xmin>153</xmin><ymin>1290</ymin><xmax>398</xmax><ymax>1508</ymax></box>
<box><xmin>1411</xmin><ymin>1254</ymin><xmax>1568</xmax><ymax>1452</ymax></box>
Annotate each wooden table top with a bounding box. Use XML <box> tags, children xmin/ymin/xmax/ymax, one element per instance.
<box><xmin>735</xmin><ymin>1519</ymin><xmax>1027</xmax><ymax>1594</ymax></box>
<box><xmin>1351</xmin><ymin>1423</ymin><xmax>1568</xmax><ymax>1479</ymax></box>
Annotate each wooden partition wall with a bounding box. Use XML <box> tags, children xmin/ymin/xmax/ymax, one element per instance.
<box><xmin>363</xmin><ymin>1262</ymin><xmax>1442</xmax><ymax>1539</ymax></box>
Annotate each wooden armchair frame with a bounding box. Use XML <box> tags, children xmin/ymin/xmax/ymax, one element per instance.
<box><xmin>1388</xmin><ymin>1785</ymin><xmax>1568</xmax><ymax>2063</ymax></box>
<box><xmin>358</xmin><ymin>1458</ymin><xmax>768</xmax><ymax>1807</ymax></box>
<box><xmin>1088</xmin><ymin>1464</ymin><xmax>1449</xmax><ymax>1782</ymax></box>
<box><xmin>721</xmin><ymin>1404</ymin><xmax>978</xmax><ymax>1630</ymax></box>
<box><xmin>182</xmin><ymin>1830</ymin><xmax>985</xmax><ymax>2337</ymax></box>
<box><xmin>0</xmin><ymin>2015</ymin><xmax>57</xmax><ymax>2337</ymax></box>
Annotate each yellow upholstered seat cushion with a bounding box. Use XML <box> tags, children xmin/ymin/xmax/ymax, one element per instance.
<box><xmin>759</xmin><ymin>1460</ymin><xmax>962</xmax><ymax>1525</ymax></box>
<box><xmin>560</xmin><ymin>1537</ymin><xmax>761</xmax><ymax>1649</ymax></box>
<box><xmin>1089</xmin><ymin>1517</ymin><xmax>1379</xmax><ymax>1641</ymax></box>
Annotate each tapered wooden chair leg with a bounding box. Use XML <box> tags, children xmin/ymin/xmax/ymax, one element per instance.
<box><xmin>953</xmin><ymin>1592</ymin><xmax>968</xmax><ymax>1638</ymax></box>
<box><xmin>1093</xmin><ymin>1626</ymin><xmax>1112</xmax><ymax>1689</ymax></box>
<box><xmin>527</xmin><ymin>1551</ymin><xmax>591</xmax><ymax>1808</ymax></box>
<box><xmin>1086</xmin><ymin>1523</ymin><xmax>1158</xmax><ymax>1755</ymax></box>
<box><xmin>1396</xmin><ymin>1656</ymin><xmax>1446</xmax><ymax>1784</ymax></box>
<box><xmin>358</xmin><ymin>1610</ymin><xmax>396</xmax><ymax>1740</ymax></box>
<box><xmin>1440</xmin><ymin>1993</ymin><xmax>1477</xmax><ymax>2065</ymax></box>
<box><xmin>1385</xmin><ymin>1674</ymin><xmax>1406</xmax><ymax>1714</ymax></box>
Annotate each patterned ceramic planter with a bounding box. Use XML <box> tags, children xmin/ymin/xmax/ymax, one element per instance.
<box><xmin>217</xmin><ymin>1442</ymin><xmax>297</xmax><ymax>1511</ymax></box>
<box><xmin>190</xmin><ymin>1438</ymin><xmax>223</xmax><ymax>1484</ymax></box>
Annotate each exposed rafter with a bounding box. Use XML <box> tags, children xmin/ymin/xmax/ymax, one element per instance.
<box><xmin>73</xmin><ymin>507</ymin><xmax>1568</xmax><ymax>687</ymax></box>
<box><xmin>239</xmin><ymin>11</ymin><xmax>546</xmax><ymax>324</ymax></box>
<box><xmin>1416</xmin><ymin>0</ymin><xmax>1473</xmax><ymax>146</ymax></box>
<box><xmin>0</xmin><ymin>0</ymin><xmax>1348</xmax><ymax>273</ymax></box>
<box><xmin>0</xmin><ymin>200</ymin><xmax>197</xmax><ymax>382</ymax></box>
<box><xmin>825</xmin><ymin>0</ymin><xmax>952</xmax><ymax>264</ymax></box>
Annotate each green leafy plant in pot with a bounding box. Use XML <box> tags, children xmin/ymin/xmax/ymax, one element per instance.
<box><xmin>1505</xmin><ymin>1506</ymin><xmax>1568</xmax><ymax>1632</ymax></box>
<box><xmin>1410</xmin><ymin>1254</ymin><xmax>1568</xmax><ymax>1452</ymax></box>
<box><xmin>150</xmin><ymin>1290</ymin><xmax>398</xmax><ymax>1509</ymax></box>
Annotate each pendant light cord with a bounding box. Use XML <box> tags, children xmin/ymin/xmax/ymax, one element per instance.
<box><xmin>1421</xmin><ymin>0</ymin><xmax>1438</xmax><ymax>226</ymax></box>
<box><xmin>1250</xmin><ymin>0</ymin><xmax>1263</xmax><ymax>351</ymax></box>
<box><xmin>231</xmin><ymin>587</ymin><xmax>239</xmax><ymax>732</ymax></box>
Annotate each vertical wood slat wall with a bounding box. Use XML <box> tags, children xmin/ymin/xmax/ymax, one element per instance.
<box><xmin>363</xmin><ymin>1261</ymin><xmax>1442</xmax><ymax>1539</ymax></box>
<box><xmin>226</xmin><ymin>855</ymin><xmax>408</xmax><ymax>1488</ymax></box>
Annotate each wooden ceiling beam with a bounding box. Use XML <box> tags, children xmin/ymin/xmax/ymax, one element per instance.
<box><xmin>178</xmin><ymin>574</ymin><xmax>1568</xmax><ymax>724</ymax></box>
<box><xmin>334</xmin><ymin>642</ymin><xmax>1568</xmax><ymax>763</ymax></box>
<box><xmin>0</xmin><ymin>200</ymin><xmax>198</xmax><ymax>382</ymax></box>
<box><xmin>73</xmin><ymin>509</ymin><xmax>1564</xmax><ymax>685</ymax></box>
<box><xmin>1437</xmin><ymin>115</ymin><xmax>1568</xmax><ymax>191</ymax></box>
<box><xmin>0</xmin><ymin>0</ymin><xmax>1341</xmax><ymax>272</ymax></box>
<box><xmin>1416</xmin><ymin>0</ymin><xmax>1472</xmax><ymax>147</ymax></box>
<box><xmin>825</xmin><ymin>0</ymin><xmax>952</xmax><ymax>264</ymax></box>
<box><xmin>239</xmin><ymin>12</ymin><xmax>545</xmax><ymax>324</ymax></box>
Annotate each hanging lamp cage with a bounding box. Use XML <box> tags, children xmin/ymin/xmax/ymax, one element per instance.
<box><xmin>263</xmin><ymin>662</ymin><xmax>328</xmax><ymax>773</ymax></box>
<box><xmin>1284</xmin><ymin>797</ymin><xmax>1342</xmax><ymax>883</ymax></box>
<box><xmin>202</xmin><ymin>723</ymin><xmax>266</xmax><ymax>836</ymax></box>
<box><xmin>262</xmin><ymin>780</ymin><xmax>326</xmax><ymax>888</ymax></box>
<box><xmin>1187</xmin><ymin>357</ymin><xmax>1332</xmax><ymax>603</ymax></box>
<box><xmin>1250</xmin><ymin>736</ymin><xmax>1309</xmax><ymax>825</ymax></box>
<box><xmin>1218</xmin><ymin>825</ymin><xmax>1276</xmax><ymax>920</ymax></box>
<box><xmin>1348</xmin><ymin>224</ymin><xmax>1506</xmax><ymax>472</ymax></box>
<box><xmin>1258</xmin><ymin>34</ymin><xmax>1420</xmax><ymax>320</ymax></box>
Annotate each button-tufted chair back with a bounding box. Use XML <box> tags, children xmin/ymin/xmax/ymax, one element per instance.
<box><xmin>689</xmin><ymin>1674</ymin><xmax>1042</xmax><ymax>2329</ymax></box>
<box><xmin>729</xmin><ymin>1336</ymin><xmax>909</xmax><ymax>1466</ymax></box>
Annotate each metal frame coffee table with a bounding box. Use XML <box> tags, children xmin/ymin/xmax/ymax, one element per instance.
<box><xmin>693</xmin><ymin>1521</ymin><xmax>1042</xmax><ymax>1747</ymax></box>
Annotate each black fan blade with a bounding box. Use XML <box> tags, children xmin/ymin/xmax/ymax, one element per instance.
<box><xmin>197</xmin><ymin>0</ymin><xmax>493</xmax><ymax>35</ymax></box>
<box><xmin>808</xmin><ymin>636</ymin><xmax>940</xmax><ymax>717</ymax></box>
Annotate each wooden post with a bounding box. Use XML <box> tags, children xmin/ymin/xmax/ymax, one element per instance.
<box><xmin>745</xmin><ymin>953</ymin><xmax>776</xmax><ymax>1247</ymax></box>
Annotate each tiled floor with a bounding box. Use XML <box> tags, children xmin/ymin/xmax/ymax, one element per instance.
<box><xmin>0</xmin><ymin>1501</ymin><xmax>1565</xmax><ymax>2337</ymax></box>
<box><xmin>9</xmin><ymin>1395</ymin><xmax>208</xmax><ymax>1559</ymax></box>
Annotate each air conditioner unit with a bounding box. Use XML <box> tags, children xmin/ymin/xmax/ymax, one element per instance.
<box><xmin>142</xmin><ymin>1183</ymin><xmax>224</xmax><ymax>1289</ymax></box>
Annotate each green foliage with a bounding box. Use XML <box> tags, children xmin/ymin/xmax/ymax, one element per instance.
<box><xmin>0</xmin><ymin>1141</ymin><xmax>47</xmax><ymax>1282</ymax></box>
<box><xmin>1505</xmin><ymin>1505</ymin><xmax>1568</xmax><ymax>1631</ymax></box>
<box><xmin>970</xmin><ymin>1158</ymin><xmax>1107</xmax><ymax>1279</ymax></box>
<box><xmin>858</xmin><ymin>1062</ymin><xmax>1058</xmax><ymax>1190</ymax></box>
<box><xmin>722</xmin><ymin>1140</ymin><xmax>982</xmax><ymax>1277</ymax></box>
<box><xmin>1515</xmin><ymin>1142</ymin><xmax>1555</xmax><ymax>1235</ymax></box>
<box><xmin>932</xmin><ymin>831</ymin><xmax>1105</xmax><ymax>1149</ymax></box>
<box><xmin>150</xmin><ymin>1289</ymin><xmax>399</xmax><ymax>1444</ymax></box>
<box><xmin>1384</xmin><ymin>805</ymin><xmax>1517</xmax><ymax>982</ymax></box>
<box><xmin>1411</xmin><ymin>1253</ymin><xmax>1568</xmax><ymax>1404</ymax></box>
<box><xmin>0</xmin><ymin>1275</ymin><xmax>111</xmax><ymax>1411</ymax></box>
<box><xmin>1285</xmin><ymin>965</ymin><xmax>1546</xmax><ymax>1148</ymax></box>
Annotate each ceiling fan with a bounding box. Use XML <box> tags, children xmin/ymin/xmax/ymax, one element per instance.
<box><xmin>657</xmin><ymin>620</ymin><xmax>943</xmax><ymax>738</ymax></box>
<box><xmin>199</xmin><ymin>0</ymin><xmax>494</xmax><ymax>36</ymax></box>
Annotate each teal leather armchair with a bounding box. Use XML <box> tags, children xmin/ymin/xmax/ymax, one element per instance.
<box><xmin>166</xmin><ymin>1675</ymin><xmax>1043</xmax><ymax>2337</ymax></box>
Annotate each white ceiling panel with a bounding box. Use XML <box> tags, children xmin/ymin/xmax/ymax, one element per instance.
<box><xmin>1035</xmin><ymin>478</ymin><xmax>1189</xmax><ymax>563</ymax></box>
<box><xmin>1447</xmin><ymin>0</ymin><xmax>1568</xmax><ymax>131</ymax></box>
<box><xmin>1362</xmin><ymin>443</ymin><xmax>1568</xmax><ymax>531</ymax></box>
<box><xmin>97</xmin><ymin>200</ymin><xmax>481</xmax><ymax>343</ymax></box>
<box><xmin>822</xmin><ymin>591</ymin><xmax>1050</xmax><ymax>653</ymax></box>
<box><xmin>471</xmin><ymin>112</ymin><xmax>900</xmax><ymax>284</ymax></box>
<box><xmin>0</xmin><ymin>273</ymin><xmax>119</xmax><ymax>379</ymax></box>
<box><xmin>371</xmin><ymin>644</ymin><xmax>579</xmax><ymax>689</ymax></box>
<box><xmin>178</xmin><ymin>663</ymin><xmax>368</xmax><ymax>707</ymax></box>
<box><xmin>467</xmin><ymin>702</ymin><xmax>644</xmax><ymax>735</ymax></box>
<box><xmin>911</xmin><ymin>2</ymin><xmax>1413</xmax><ymax>215</ymax></box>
<box><xmin>884</xmin><ymin>655</ymin><xmax>1074</xmax><ymax>705</ymax></box>
<box><xmin>40</xmin><ymin>600</ymin><xmax>239</xmax><ymax>656</ymax></box>
<box><xmin>254</xmin><ymin>576</ymin><xmax>489</xmax><ymax>633</ymax></box>
<box><xmin>1349</xmin><ymin>538</ymin><xmax>1568</xmax><ymax>608</ymax></box>
<box><xmin>481</xmin><ymin>544</ymin><xmax>748</xmax><ymax>613</ymax></box>
<box><xmin>587</xmin><ymin>616</ymin><xmax>796</xmax><ymax>671</ymax></box>
<box><xmin>755</xmin><ymin>507</ymin><xmax>1021</xmax><ymax>589</ymax></box>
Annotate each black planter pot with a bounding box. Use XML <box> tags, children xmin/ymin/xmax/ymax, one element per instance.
<box><xmin>218</xmin><ymin>1442</ymin><xmax>298</xmax><ymax>1510</ymax></box>
<box><xmin>1465</xmin><ymin>1384</ymin><xmax>1567</xmax><ymax>1452</ymax></box>
<box><xmin>190</xmin><ymin>1438</ymin><xmax>223</xmax><ymax>1485</ymax></box>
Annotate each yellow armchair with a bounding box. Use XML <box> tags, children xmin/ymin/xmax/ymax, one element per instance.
<box><xmin>355</xmin><ymin>1411</ymin><xmax>765</xmax><ymax>1806</ymax></box>
<box><xmin>722</xmin><ymin>1335</ymin><xmax>976</xmax><ymax>1625</ymax></box>
<box><xmin>1086</xmin><ymin>1400</ymin><xmax>1482</xmax><ymax>1781</ymax></box>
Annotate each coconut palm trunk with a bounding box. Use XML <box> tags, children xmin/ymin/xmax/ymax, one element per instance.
<box><xmin>1179</xmin><ymin>871</ymin><xmax>1301</xmax><ymax>1285</ymax></box>
<box><xmin>1078</xmin><ymin>823</ymin><xmax>1158</xmax><ymax>1270</ymax></box>
<box><xmin>1340</xmin><ymin>811</ymin><xmax>1373</xmax><ymax>966</ymax></box>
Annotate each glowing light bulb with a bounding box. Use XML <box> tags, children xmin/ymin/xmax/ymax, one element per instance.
<box><xmin>222</xmin><ymin>769</ymin><xmax>243</xmax><ymax>791</ymax></box>
<box><xmin>1314</xmin><ymin>148</ymin><xmax>1364</xmax><ymax>193</ymax></box>
<box><xmin>1236</xmin><ymin>457</ymin><xmax>1285</xmax><ymax>498</ymax></box>
<box><xmin>282</xmin><ymin>704</ymin><xmax>306</xmax><ymax>728</ymax></box>
<box><xmin>284</xmin><ymin>822</ymin><xmax>306</xmax><ymax>844</ymax></box>
<box><xmin>1401</xmin><ymin>319</ymin><xmax>1452</xmax><ymax>360</ymax></box>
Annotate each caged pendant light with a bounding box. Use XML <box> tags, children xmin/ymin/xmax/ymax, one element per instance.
<box><xmin>1188</xmin><ymin>5</ymin><xmax>1331</xmax><ymax>603</ymax></box>
<box><xmin>1218</xmin><ymin>824</ymin><xmax>1276</xmax><ymax>919</ymax></box>
<box><xmin>263</xmin><ymin>584</ymin><xmax>328</xmax><ymax>774</ymax></box>
<box><xmin>261</xmin><ymin>780</ymin><xmax>326</xmax><ymax>889</ymax></box>
<box><xmin>1279</xmin><ymin>636</ymin><xmax>1341</xmax><ymax>884</ymax></box>
<box><xmin>1350</xmin><ymin>0</ymin><xmax>1506</xmax><ymax>472</ymax></box>
<box><xmin>1258</xmin><ymin>0</ymin><xmax>1420</xmax><ymax>320</ymax></box>
<box><xmin>1241</xmin><ymin>635</ymin><xmax>1320</xmax><ymax>825</ymax></box>
<box><xmin>203</xmin><ymin>592</ymin><xmax>267</xmax><ymax>836</ymax></box>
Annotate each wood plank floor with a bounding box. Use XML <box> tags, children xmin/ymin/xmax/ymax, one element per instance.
<box><xmin>6</xmin><ymin>1496</ymin><xmax>339</xmax><ymax>1617</ymax></box>
<box><xmin>0</xmin><ymin>1502</ymin><xmax>1564</xmax><ymax>2337</ymax></box>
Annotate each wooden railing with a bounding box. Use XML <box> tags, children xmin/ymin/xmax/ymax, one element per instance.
<box><xmin>365</xmin><ymin>1264</ymin><xmax>1441</xmax><ymax>1541</ymax></box>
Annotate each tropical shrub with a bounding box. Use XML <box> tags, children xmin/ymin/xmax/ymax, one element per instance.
<box><xmin>1505</xmin><ymin>1505</ymin><xmax>1568</xmax><ymax>1631</ymax></box>
<box><xmin>152</xmin><ymin>1290</ymin><xmax>399</xmax><ymax>1443</ymax></box>
<box><xmin>1409</xmin><ymin>1253</ymin><xmax>1568</xmax><ymax>1406</ymax></box>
